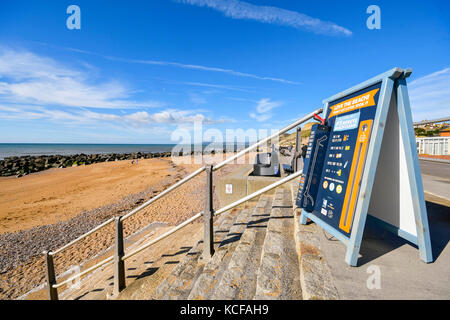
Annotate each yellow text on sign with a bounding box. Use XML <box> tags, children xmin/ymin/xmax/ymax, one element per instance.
<box><xmin>328</xmin><ymin>89</ymin><xmax>379</xmax><ymax>118</ymax></box>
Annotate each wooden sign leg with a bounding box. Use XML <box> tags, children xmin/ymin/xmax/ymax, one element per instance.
<box><xmin>396</xmin><ymin>74</ymin><xmax>433</xmax><ymax>263</ymax></box>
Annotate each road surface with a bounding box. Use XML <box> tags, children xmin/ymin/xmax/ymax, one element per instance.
<box><xmin>420</xmin><ymin>159</ymin><xmax>450</xmax><ymax>201</ymax></box>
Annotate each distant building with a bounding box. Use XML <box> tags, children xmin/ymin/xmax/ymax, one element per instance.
<box><xmin>414</xmin><ymin>117</ymin><xmax>450</xmax><ymax>155</ymax></box>
<box><xmin>416</xmin><ymin>136</ymin><xmax>450</xmax><ymax>156</ymax></box>
<box><xmin>440</xmin><ymin>128</ymin><xmax>450</xmax><ymax>137</ymax></box>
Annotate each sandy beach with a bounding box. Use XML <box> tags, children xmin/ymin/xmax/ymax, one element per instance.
<box><xmin>0</xmin><ymin>153</ymin><xmax>247</xmax><ymax>299</ymax></box>
<box><xmin>0</xmin><ymin>158</ymin><xmax>178</xmax><ymax>234</ymax></box>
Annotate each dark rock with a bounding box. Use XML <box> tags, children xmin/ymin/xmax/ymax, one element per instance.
<box><xmin>1</xmin><ymin>150</ymin><xmax>180</xmax><ymax>177</ymax></box>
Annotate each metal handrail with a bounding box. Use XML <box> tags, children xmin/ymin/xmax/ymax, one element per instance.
<box><xmin>120</xmin><ymin>166</ymin><xmax>206</xmax><ymax>221</ymax></box>
<box><xmin>213</xmin><ymin>108</ymin><xmax>322</xmax><ymax>171</ymax></box>
<box><xmin>123</xmin><ymin>169</ymin><xmax>303</xmax><ymax>262</ymax></box>
<box><xmin>122</xmin><ymin>211</ymin><xmax>203</xmax><ymax>261</ymax></box>
<box><xmin>44</xmin><ymin>107</ymin><xmax>322</xmax><ymax>298</ymax></box>
<box><xmin>53</xmin><ymin>256</ymin><xmax>114</xmax><ymax>289</ymax></box>
<box><xmin>214</xmin><ymin>170</ymin><xmax>302</xmax><ymax>216</ymax></box>
<box><xmin>51</xmin><ymin>218</ymin><xmax>115</xmax><ymax>255</ymax></box>
<box><xmin>49</xmin><ymin>108</ymin><xmax>322</xmax><ymax>257</ymax></box>
<box><xmin>50</xmin><ymin>166</ymin><xmax>206</xmax><ymax>256</ymax></box>
<box><xmin>52</xmin><ymin>169</ymin><xmax>303</xmax><ymax>291</ymax></box>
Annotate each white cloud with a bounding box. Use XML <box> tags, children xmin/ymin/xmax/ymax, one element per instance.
<box><xmin>0</xmin><ymin>50</ymin><xmax>80</xmax><ymax>81</ymax></box>
<box><xmin>409</xmin><ymin>68</ymin><xmax>450</xmax><ymax>121</ymax></box>
<box><xmin>249</xmin><ymin>98</ymin><xmax>282</xmax><ymax>122</ymax></box>
<box><xmin>0</xmin><ymin>105</ymin><xmax>230</xmax><ymax>128</ymax></box>
<box><xmin>256</xmin><ymin>97</ymin><xmax>281</xmax><ymax>113</ymax></box>
<box><xmin>0</xmin><ymin>47</ymin><xmax>232</xmax><ymax>130</ymax></box>
<box><xmin>125</xmin><ymin>109</ymin><xmax>221</xmax><ymax>125</ymax></box>
<box><xmin>178</xmin><ymin>0</ymin><xmax>352</xmax><ymax>37</ymax></box>
<box><xmin>249</xmin><ymin>111</ymin><xmax>271</xmax><ymax>122</ymax></box>
<box><xmin>0</xmin><ymin>48</ymin><xmax>164</xmax><ymax>109</ymax></box>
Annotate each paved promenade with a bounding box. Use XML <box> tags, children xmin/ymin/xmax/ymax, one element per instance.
<box><xmin>316</xmin><ymin>159</ymin><xmax>450</xmax><ymax>299</ymax></box>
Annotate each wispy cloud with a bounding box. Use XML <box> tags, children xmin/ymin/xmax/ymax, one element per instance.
<box><xmin>101</xmin><ymin>55</ymin><xmax>300</xmax><ymax>85</ymax></box>
<box><xmin>0</xmin><ymin>48</ymin><xmax>164</xmax><ymax>109</ymax></box>
<box><xmin>249</xmin><ymin>98</ymin><xmax>282</xmax><ymax>122</ymax></box>
<box><xmin>0</xmin><ymin>105</ymin><xmax>230</xmax><ymax>127</ymax></box>
<box><xmin>409</xmin><ymin>68</ymin><xmax>450</xmax><ymax>121</ymax></box>
<box><xmin>177</xmin><ymin>0</ymin><xmax>352</xmax><ymax>37</ymax></box>
<box><xmin>0</xmin><ymin>47</ymin><xmax>230</xmax><ymax>129</ymax></box>
<box><xmin>35</xmin><ymin>42</ymin><xmax>300</xmax><ymax>85</ymax></box>
<box><xmin>189</xmin><ymin>92</ymin><xmax>207</xmax><ymax>105</ymax></box>
<box><xmin>184</xmin><ymin>81</ymin><xmax>255</xmax><ymax>92</ymax></box>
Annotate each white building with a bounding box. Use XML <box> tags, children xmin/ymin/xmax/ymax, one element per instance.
<box><xmin>416</xmin><ymin>136</ymin><xmax>450</xmax><ymax>156</ymax></box>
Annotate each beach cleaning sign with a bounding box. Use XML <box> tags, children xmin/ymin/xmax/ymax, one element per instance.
<box><xmin>328</xmin><ymin>88</ymin><xmax>379</xmax><ymax>118</ymax></box>
<box><xmin>334</xmin><ymin>113</ymin><xmax>360</xmax><ymax>131</ymax></box>
<box><xmin>299</xmin><ymin>68</ymin><xmax>433</xmax><ymax>267</ymax></box>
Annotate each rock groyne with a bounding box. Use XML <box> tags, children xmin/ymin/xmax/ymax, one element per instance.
<box><xmin>0</xmin><ymin>149</ymin><xmax>230</xmax><ymax>177</ymax></box>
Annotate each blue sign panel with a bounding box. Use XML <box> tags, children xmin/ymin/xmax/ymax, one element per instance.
<box><xmin>296</xmin><ymin>124</ymin><xmax>330</xmax><ymax>212</ymax></box>
<box><xmin>310</xmin><ymin>82</ymin><xmax>382</xmax><ymax>236</ymax></box>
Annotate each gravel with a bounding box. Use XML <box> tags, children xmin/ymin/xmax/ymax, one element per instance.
<box><xmin>0</xmin><ymin>168</ymin><xmax>180</xmax><ymax>274</ymax></box>
<box><xmin>0</xmin><ymin>159</ymin><xmax>238</xmax><ymax>299</ymax></box>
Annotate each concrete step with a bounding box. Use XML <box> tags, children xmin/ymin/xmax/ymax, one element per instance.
<box><xmin>116</xmin><ymin>187</ymin><xmax>302</xmax><ymax>301</ymax></box>
<box><xmin>115</xmin><ymin>206</ymin><xmax>233</xmax><ymax>300</ymax></box>
<box><xmin>188</xmin><ymin>195</ymin><xmax>271</xmax><ymax>300</ymax></box>
<box><xmin>209</xmin><ymin>195</ymin><xmax>273</xmax><ymax>300</ymax></box>
<box><xmin>152</xmin><ymin>207</ymin><xmax>242</xmax><ymax>300</ymax></box>
<box><xmin>254</xmin><ymin>187</ymin><xmax>302</xmax><ymax>300</ymax></box>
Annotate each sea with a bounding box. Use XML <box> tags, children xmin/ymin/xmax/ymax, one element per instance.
<box><xmin>0</xmin><ymin>143</ymin><xmax>248</xmax><ymax>160</ymax></box>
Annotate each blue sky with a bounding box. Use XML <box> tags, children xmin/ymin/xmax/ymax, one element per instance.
<box><xmin>0</xmin><ymin>0</ymin><xmax>449</xmax><ymax>143</ymax></box>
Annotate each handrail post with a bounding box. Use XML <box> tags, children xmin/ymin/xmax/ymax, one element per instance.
<box><xmin>113</xmin><ymin>216</ymin><xmax>126</xmax><ymax>296</ymax></box>
<box><xmin>202</xmin><ymin>165</ymin><xmax>214</xmax><ymax>260</ymax></box>
<box><xmin>293</xmin><ymin>126</ymin><xmax>302</xmax><ymax>172</ymax></box>
<box><xmin>44</xmin><ymin>250</ymin><xmax>58</xmax><ymax>300</ymax></box>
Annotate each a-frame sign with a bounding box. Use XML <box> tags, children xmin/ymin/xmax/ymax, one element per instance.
<box><xmin>299</xmin><ymin>67</ymin><xmax>433</xmax><ymax>266</ymax></box>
